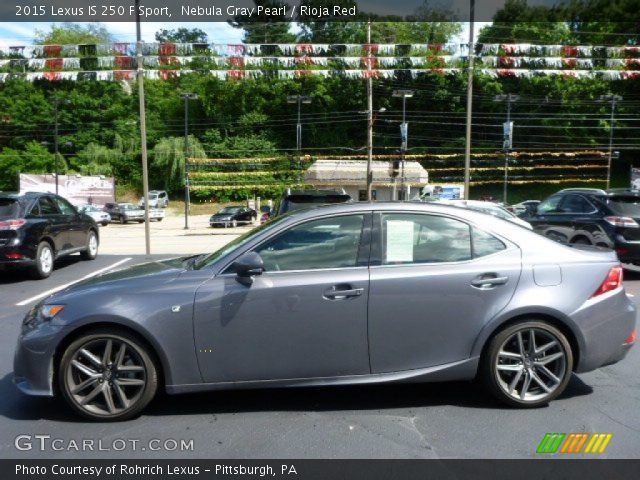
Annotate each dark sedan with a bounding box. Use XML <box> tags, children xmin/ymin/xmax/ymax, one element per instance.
<box><xmin>14</xmin><ymin>202</ymin><xmax>636</xmax><ymax>420</ymax></box>
<box><xmin>209</xmin><ymin>206</ymin><xmax>256</xmax><ymax>228</ymax></box>
<box><xmin>0</xmin><ymin>192</ymin><xmax>99</xmax><ymax>278</ymax></box>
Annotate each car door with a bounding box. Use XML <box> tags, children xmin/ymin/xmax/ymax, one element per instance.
<box><xmin>368</xmin><ymin>212</ymin><xmax>521</xmax><ymax>373</ymax></box>
<box><xmin>52</xmin><ymin>195</ymin><xmax>85</xmax><ymax>248</ymax></box>
<box><xmin>558</xmin><ymin>194</ymin><xmax>605</xmax><ymax>244</ymax></box>
<box><xmin>193</xmin><ymin>213</ymin><xmax>372</xmax><ymax>383</ymax></box>
<box><xmin>37</xmin><ymin>196</ymin><xmax>70</xmax><ymax>252</ymax></box>
<box><xmin>527</xmin><ymin>194</ymin><xmax>574</xmax><ymax>243</ymax></box>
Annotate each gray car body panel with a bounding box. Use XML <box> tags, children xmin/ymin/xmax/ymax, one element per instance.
<box><xmin>13</xmin><ymin>202</ymin><xmax>637</xmax><ymax>398</ymax></box>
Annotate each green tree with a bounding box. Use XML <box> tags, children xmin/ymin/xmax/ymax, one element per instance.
<box><xmin>155</xmin><ymin>28</ymin><xmax>209</xmax><ymax>43</ymax></box>
<box><xmin>34</xmin><ymin>23</ymin><xmax>113</xmax><ymax>45</ymax></box>
<box><xmin>152</xmin><ymin>136</ymin><xmax>206</xmax><ymax>191</ymax></box>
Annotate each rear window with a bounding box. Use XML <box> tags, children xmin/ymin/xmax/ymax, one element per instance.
<box><xmin>281</xmin><ymin>194</ymin><xmax>351</xmax><ymax>213</ymax></box>
<box><xmin>0</xmin><ymin>198</ymin><xmax>26</xmax><ymax>219</ymax></box>
<box><xmin>606</xmin><ymin>196</ymin><xmax>640</xmax><ymax>216</ymax></box>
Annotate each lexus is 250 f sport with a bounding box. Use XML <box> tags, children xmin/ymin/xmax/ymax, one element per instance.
<box><xmin>14</xmin><ymin>203</ymin><xmax>637</xmax><ymax>421</ymax></box>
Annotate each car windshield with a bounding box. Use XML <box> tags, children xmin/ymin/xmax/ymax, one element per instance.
<box><xmin>0</xmin><ymin>198</ymin><xmax>25</xmax><ymax>219</ymax></box>
<box><xmin>195</xmin><ymin>215</ymin><xmax>288</xmax><ymax>269</ymax></box>
<box><xmin>281</xmin><ymin>194</ymin><xmax>350</xmax><ymax>214</ymax></box>
<box><xmin>606</xmin><ymin>196</ymin><xmax>640</xmax><ymax>217</ymax></box>
<box><xmin>219</xmin><ymin>207</ymin><xmax>241</xmax><ymax>214</ymax></box>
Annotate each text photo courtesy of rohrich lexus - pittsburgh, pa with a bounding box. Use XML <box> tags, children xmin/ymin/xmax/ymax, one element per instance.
<box><xmin>0</xmin><ymin>1</ymin><xmax>639</xmax><ymax>479</ymax></box>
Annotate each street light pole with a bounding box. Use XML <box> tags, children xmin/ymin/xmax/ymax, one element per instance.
<box><xmin>494</xmin><ymin>93</ymin><xmax>519</xmax><ymax>205</ymax></box>
<box><xmin>135</xmin><ymin>0</ymin><xmax>151</xmax><ymax>256</ymax></box>
<box><xmin>180</xmin><ymin>93</ymin><xmax>198</xmax><ymax>230</ymax></box>
<box><xmin>287</xmin><ymin>95</ymin><xmax>312</xmax><ymax>183</ymax></box>
<box><xmin>464</xmin><ymin>0</ymin><xmax>476</xmax><ymax>200</ymax></box>
<box><xmin>600</xmin><ymin>94</ymin><xmax>623</xmax><ymax>190</ymax></box>
<box><xmin>393</xmin><ymin>90</ymin><xmax>414</xmax><ymax>200</ymax></box>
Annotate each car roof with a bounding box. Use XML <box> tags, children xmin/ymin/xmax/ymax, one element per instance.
<box><xmin>283</xmin><ymin>189</ymin><xmax>349</xmax><ymax>198</ymax></box>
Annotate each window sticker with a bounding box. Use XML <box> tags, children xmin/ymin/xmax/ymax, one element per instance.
<box><xmin>386</xmin><ymin>220</ymin><xmax>414</xmax><ymax>262</ymax></box>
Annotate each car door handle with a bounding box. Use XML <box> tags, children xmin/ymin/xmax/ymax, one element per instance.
<box><xmin>471</xmin><ymin>275</ymin><xmax>509</xmax><ymax>289</ymax></box>
<box><xmin>323</xmin><ymin>286</ymin><xmax>364</xmax><ymax>300</ymax></box>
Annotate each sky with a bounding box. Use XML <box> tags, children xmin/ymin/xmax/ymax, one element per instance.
<box><xmin>0</xmin><ymin>21</ymin><xmax>489</xmax><ymax>48</ymax></box>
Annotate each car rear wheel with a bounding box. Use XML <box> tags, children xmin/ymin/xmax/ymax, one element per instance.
<box><xmin>119</xmin><ymin>216</ymin><xmax>126</xmax><ymax>225</ymax></box>
<box><xmin>32</xmin><ymin>241</ymin><xmax>54</xmax><ymax>279</ymax></box>
<box><xmin>58</xmin><ymin>329</ymin><xmax>158</xmax><ymax>421</ymax></box>
<box><xmin>481</xmin><ymin>321</ymin><xmax>573</xmax><ymax>408</ymax></box>
<box><xmin>80</xmin><ymin>230</ymin><xmax>99</xmax><ymax>260</ymax></box>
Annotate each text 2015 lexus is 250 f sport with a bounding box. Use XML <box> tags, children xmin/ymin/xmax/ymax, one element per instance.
<box><xmin>14</xmin><ymin>203</ymin><xmax>637</xmax><ymax>421</ymax></box>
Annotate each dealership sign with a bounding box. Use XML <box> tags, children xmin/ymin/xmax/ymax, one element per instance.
<box><xmin>19</xmin><ymin>174</ymin><xmax>115</xmax><ymax>206</ymax></box>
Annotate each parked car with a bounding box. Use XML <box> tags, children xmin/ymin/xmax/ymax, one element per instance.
<box><xmin>77</xmin><ymin>204</ymin><xmax>111</xmax><ymax>226</ymax></box>
<box><xmin>209</xmin><ymin>206</ymin><xmax>256</xmax><ymax>228</ymax></box>
<box><xmin>435</xmin><ymin>199</ymin><xmax>533</xmax><ymax>229</ymax></box>
<box><xmin>274</xmin><ymin>189</ymin><xmax>352</xmax><ymax>216</ymax></box>
<box><xmin>511</xmin><ymin>200</ymin><xmax>540</xmax><ymax>217</ymax></box>
<box><xmin>104</xmin><ymin>203</ymin><xmax>145</xmax><ymax>224</ymax></box>
<box><xmin>138</xmin><ymin>190</ymin><xmax>169</xmax><ymax>208</ymax></box>
<box><xmin>14</xmin><ymin>202</ymin><xmax>636</xmax><ymax>420</ymax></box>
<box><xmin>0</xmin><ymin>192</ymin><xmax>99</xmax><ymax>279</ymax></box>
<box><xmin>527</xmin><ymin>188</ymin><xmax>640</xmax><ymax>265</ymax></box>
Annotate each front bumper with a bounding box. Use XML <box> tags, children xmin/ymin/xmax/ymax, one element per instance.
<box><xmin>13</xmin><ymin>322</ymin><xmax>67</xmax><ymax>397</ymax></box>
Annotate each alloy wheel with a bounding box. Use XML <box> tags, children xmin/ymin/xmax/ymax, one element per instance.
<box><xmin>65</xmin><ymin>337</ymin><xmax>147</xmax><ymax>416</ymax></box>
<box><xmin>39</xmin><ymin>246</ymin><xmax>53</xmax><ymax>274</ymax></box>
<box><xmin>494</xmin><ymin>327</ymin><xmax>567</xmax><ymax>403</ymax></box>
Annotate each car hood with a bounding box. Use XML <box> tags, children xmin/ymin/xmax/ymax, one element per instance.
<box><xmin>49</xmin><ymin>257</ymin><xmax>190</xmax><ymax>301</ymax></box>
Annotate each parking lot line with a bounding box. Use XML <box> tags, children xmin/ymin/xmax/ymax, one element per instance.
<box><xmin>15</xmin><ymin>258</ymin><xmax>132</xmax><ymax>306</ymax></box>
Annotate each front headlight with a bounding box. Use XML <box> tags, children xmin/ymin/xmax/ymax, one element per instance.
<box><xmin>40</xmin><ymin>305</ymin><xmax>65</xmax><ymax>320</ymax></box>
<box><xmin>22</xmin><ymin>304</ymin><xmax>65</xmax><ymax>331</ymax></box>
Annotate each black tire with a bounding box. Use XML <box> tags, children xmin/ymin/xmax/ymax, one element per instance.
<box><xmin>101</xmin><ymin>222</ymin><xmax>109</xmax><ymax>227</ymax></box>
<box><xmin>58</xmin><ymin>329</ymin><xmax>158</xmax><ymax>421</ymax></box>
<box><xmin>80</xmin><ymin>230</ymin><xmax>99</xmax><ymax>260</ymax></box>
<box><xmin>480</xmin><ymin>320</ymin><xmax>573</xmax><ymax>408</ymax></box>
<box><xmin>32</xmin><ymin>241</ymin><xmax>54</xmax><ymax>279</ymax></box>
<box><xmin>156</xmin><ymin>218</ymin><xmax>163</xmax><ymax>222</ymax></box>
<box><xmin>232</xmin><ymin>219</ymin><xmax>238</xmax><ymax>228</ymax></box>
<box><xmin>119</xmin><ymin>216</ymin><xmax>126</xmax><ymax>225</ymax></box>
<box><xmin>137</xmin><ymin>220</ymin><xmax>144</xmax><ymax>223</ymax></box>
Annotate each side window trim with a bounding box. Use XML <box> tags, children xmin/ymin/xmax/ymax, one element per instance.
<box><xmin>218</xmin><ymin>212</ymin><xmax>373</xmax><ymax>275</ymax></box>
<box><xmin>558</xmin><ymin>194</ymin><xmax>598</xmax><ymax>215</ymax></box>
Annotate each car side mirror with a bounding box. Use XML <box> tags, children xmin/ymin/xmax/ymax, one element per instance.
<box><xmin>233</xmin><ymin>252</ymin><xmax>264</xmax><ymax>286</ymax></box>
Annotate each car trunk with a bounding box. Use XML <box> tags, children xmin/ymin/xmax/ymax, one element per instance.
<box><xmin>0</xmin><ymin>198</ymin><xmax>25</xmax><ymax>247</ymax></box>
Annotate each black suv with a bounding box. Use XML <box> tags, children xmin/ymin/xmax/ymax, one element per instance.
<box><xmin>274</xmin><ymin>189</ymin><xmax>352</xmax><ymax>216</ymax></box>
<box><xmin>0</xmin><ymin>192</ymin><xmax>99</xmax><ymax>279</ymax></box>
<box><xmin>526</xmin><ymin>188</ymin><xmax>640</xmax><ymax>264</ymax></box>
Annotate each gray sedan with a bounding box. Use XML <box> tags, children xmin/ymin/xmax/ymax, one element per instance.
<box><xmin>14</xmin><ymin>202</ymin><xmax>637</xmax><ymax>421</ymax></box>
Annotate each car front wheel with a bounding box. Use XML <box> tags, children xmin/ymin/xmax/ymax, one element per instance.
<box><xmin>58</xmin><ymin>329</ymin><xmax>158</xmax><ymax>421</ymax></box>
<box><xmin>481</xmin><ymin>321</ymin><xmax>573</xmax><ymax>408</ymax></box>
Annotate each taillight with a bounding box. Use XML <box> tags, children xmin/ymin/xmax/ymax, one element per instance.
<box><xmin>604</xmin><ymin>216</ymin><xmax>639</xmax><ymax>228</ymax></box>
<box><xmin>625</xmin><ymin>329</ymin><xmax>637</xmax><ymax>345</ymax></box>
<box><xmin>0</xmin><ymin>219</ymin><xmax>26</xmax><ymax>230</ymax></box>
<box><xmin>4</xmin><ymin>252</ymin><xmax>24</xmax><ymax>260</ymax></box>
<box><xmin>591</xmin><ymin>266</ymin><xmax>623</xmax><ymax>298</ymax></box>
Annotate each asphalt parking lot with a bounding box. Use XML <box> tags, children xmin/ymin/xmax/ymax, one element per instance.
<box><xmin>0</xmin><ymin>246</ymin><xmax>638</xmax><ymax>458</ymax></box>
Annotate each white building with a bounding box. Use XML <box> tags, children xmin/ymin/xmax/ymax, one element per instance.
<box><xmin>304</xmin><ymin>159</ymin><xmax>429</xmax><ymax>201</ymax></box>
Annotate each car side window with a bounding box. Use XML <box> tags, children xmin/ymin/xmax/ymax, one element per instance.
<box><xmin>53</xmin><ymin>197</ymin><xmax>76</xmax><ymax>215</ymax></box>
<box><xmin>559</xmin><ymin>194</ymin><xmax>595</xmax><ymax>214</ymax></box>
<box><xmin>38</xmin><ymin>197</ymin><xmax>59</xmax><ymax>215</ymax></box>
<box><xmin>381</xmin><ymin>213</ymin><xmax>471</xmax><ymax>265</ymax></box>
<box><xmin>472</xmin><ymin>228</ymin><xmax>506</xmax><ymax>258</ymax></box>
<box><xmin>537</xmin><ymin>196</ymin><xmax>562</xmax><ymax>214</ymax></box>
<box><xmin>253</xmin><ymin>215</ymin><xmax>365</xmax><ymax>272</ymax></box>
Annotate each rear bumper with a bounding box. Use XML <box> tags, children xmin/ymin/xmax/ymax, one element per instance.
<box><xmin>0</xmin><ymin>245</ymin><xmax>36</xmax><ymax>265</ymax></box>
<box><xmin>572</xmin><ymin>289</ymin><xmax>637</xmax><ymax>373</ymax></box>
<box><xmin>613</xmin><ymin>237</ymin><xmax>640</xmax><ymax>263</ymax></box>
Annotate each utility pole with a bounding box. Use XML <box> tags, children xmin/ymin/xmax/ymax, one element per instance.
<box><xmin>464</xmin><ymin>0</ymin><xmax>476</xmax><ymax>200</ymax></box>
<box><xmin>287</xmin><ymin>95</ymin><xmax>312</xmax><ymax>183</ymax></box>
<box><xmin>135</xmin><ymin>0</ymin><xmax>151</xmax><ymax>256</ymax></box>
<box><xmin>366</xmin><ymin>19</ymin><xmax>374</xmax><ymax>201</ymax></box>
<box><xmin>600</xmin><ymin>94</ymin><xmax>623</xmax><ymax>190</ymax></box>
<box><xmin>180</xmin><ymin>93</ymin><xmax>198</xmax><ymax>230</ymax></box>
<box><xmin>494</xmin><ymin>93</ymin><xmax>519</xmax><ymax>205</ymax></box>
<box><xmin>393</xmin><ymin>90</ymin><xmax>414</xmax><ymax>200</ymax></box>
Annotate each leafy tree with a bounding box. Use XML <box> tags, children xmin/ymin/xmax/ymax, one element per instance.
<box><xmin>155</xmin><ymin>28</ymin><xmax>208</xmax><ymax>43</ymax></box>
<box><xmin>152</xmin><ymin>136</ymin><xmax>206</xmax><ymax>192</ymax></box>
<box><xmin>228</xmin><ymin>0</ymin><xmax>296</xmax><ymax>43</ymax></box>
<box><xmin>34</xmin><ymin>23</ymin><xmax>113</xmax><ymax>45</ymax></box>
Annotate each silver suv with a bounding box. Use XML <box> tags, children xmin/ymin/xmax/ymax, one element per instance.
<box><xmin>139</xmin><ymin>190</ymin><xmax>168</xmax><ymax>208</ymax></box>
